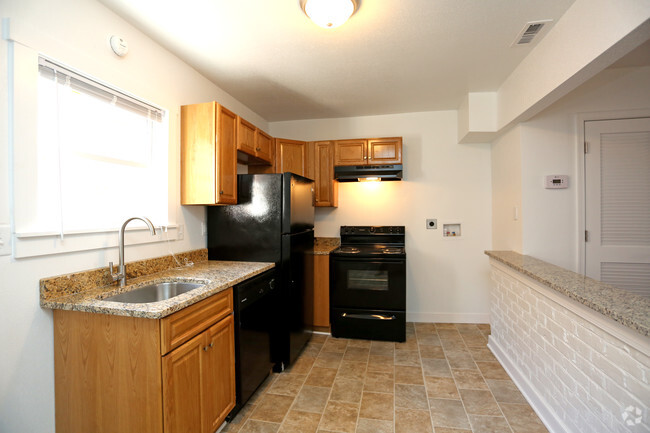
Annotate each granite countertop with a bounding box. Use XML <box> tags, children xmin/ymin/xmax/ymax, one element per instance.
<box><xmin>485</xmin><ymin>251</ymin><xmax>650</xmax><ymax>337</ymax></box>
<box><xmin>41</xmin><ymin>257</ymin><xmax>274</xmax><ymax>319</ymax></box>
<box><xmin>314</xmin><ymin>237</ymin><xmax>340</xmax><ymax>255</ymax></box>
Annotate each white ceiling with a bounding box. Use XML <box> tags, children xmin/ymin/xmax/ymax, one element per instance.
<box><xmin>99</xmin><ymin>0</ymin><xmax>578</xmax><ymax>122</ymax></box>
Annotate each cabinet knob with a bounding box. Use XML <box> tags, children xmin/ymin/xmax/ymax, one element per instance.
<box><xmin>219</xmin><ymin>190</ymin><xmax>224</xmax><ymax>195</ymax></box>
<box><xmin>203</xmin><ymin>346</ymin><xmax>208</xmax><ymax>351</ymax></box>
<box><xmin>209</xmin><ymin>342</ymin><xmax>214</xmax><ymax>348</ymax></box>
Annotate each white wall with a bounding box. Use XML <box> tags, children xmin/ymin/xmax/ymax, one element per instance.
<box><xmin>491</xmin><ymin>125</ymin><xmax>523</xmax><ymax>252</ymax></box>
<box><xmin>0</xmin><ymin>0</ymin><xmax>267</xmax><ymax>431</ymax></box>
<box><xmin>519</xmin><ymin>66</ymin><xmax>650</xmax><ymax>272</ymax></box>
<box><xmin>270</xmin><ymin>111</ymin><xmax>493</xmax><ymax>324</ymax></box>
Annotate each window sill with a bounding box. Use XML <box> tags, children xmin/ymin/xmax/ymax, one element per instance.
<box><xmin>14</xmin><ymin>225</ymin><xmax>181</xmax><ymax>259</ymax></box>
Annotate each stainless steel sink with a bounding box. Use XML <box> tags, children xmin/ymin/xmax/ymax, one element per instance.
<box><xmin>103</xmin><ymin>281</ymin><xmax>204</xmax><ymax>303</ymax></box>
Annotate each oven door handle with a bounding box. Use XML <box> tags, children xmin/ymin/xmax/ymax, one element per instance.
<box><xmin>341</xmin><ymin>312</ymin><xmax>397</xmax><ymax>321</ymax></box>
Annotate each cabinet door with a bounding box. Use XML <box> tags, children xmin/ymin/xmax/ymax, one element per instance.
<box><xmin>313</xmin><ymin>254</ymin><xmax>330</xmax><ymax>327</ymax></box>
<box><xmin>313</xmin><ymin>141</ymin><xmax>338</xmax><ymax>207</ymax></box>
<box><xmin>216</xmin><ymin>105</ymin><xmax>238</xmax><ymax>205</ymax></box>
<box><xmin>276</xmin><ymin>138</ymin><xmax>307</xmax><ymax>176</ymax></box>
<box><xmin>181</xmin><ymin>102</ymin><xmax>217</xmax><ymax>205</ymax></box>
<box><xmin>368</xmin><ymin>137</ymin><xmax>402</xmax><ymax>164</ymax></box>
<box><xmin>237</xmin><ymin>116</ymin><xmax>257</xmax><ymax>156</ymax></box>
<box><xmin>202</xmin><ymin>315</ymin><xmax>236</xmax><ymax>433</ymax></box>
<box><xmin>255</xmin><ymin>130</ymin><xmax>273</xmax><ymax>163</ymax></box>
<box><xmin>162</xmin><ymin>332</ymin><xmax>204</xmax><ymax>433</ymax></box>
<box><xmin>334</xmin><ymin>139</ymin><xmax>367</xmax><ymax>166</ymax></box>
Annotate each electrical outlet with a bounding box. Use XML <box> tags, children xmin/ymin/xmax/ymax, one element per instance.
<box><xmin>426</xmin><ymin>219</ymin><xmax>437</xmax><ymax>230</ymax></box>
<box><xmin>0</xmin><ymin>225</ymin><xmax>11</xmax><ymax>256</ymax></box>
<box><xmin>177</xmin><ymin>225</ymin><xmax>184</xmax><ymax>240</ymax></box>
<box><xmin>201</xmin><ymin>222</ymin><xmax>207</xmax><ymax>236</ymax></box>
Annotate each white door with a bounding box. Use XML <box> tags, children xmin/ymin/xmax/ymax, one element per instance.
<box><xmin>584</xmin><ymin>117</ymin><xmax>650</xmax><ymax>297</ymax></box>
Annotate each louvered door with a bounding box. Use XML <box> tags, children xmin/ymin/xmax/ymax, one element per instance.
<box><xmin>585</xmin><ymin>117</ymin><xmax>650</xmax><ymax>297</ymax></box>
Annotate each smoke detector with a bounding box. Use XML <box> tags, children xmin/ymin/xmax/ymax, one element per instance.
<box><xmin>512</xmin><ymin>20</ymin><xmax>553</xmax><ymax>46</ymax></box>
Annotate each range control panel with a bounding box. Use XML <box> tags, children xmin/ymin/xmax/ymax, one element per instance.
<box><xmin>340</xmin><ymin>226</ymin><xmax>405</xmax><ymax>235</ymax></box>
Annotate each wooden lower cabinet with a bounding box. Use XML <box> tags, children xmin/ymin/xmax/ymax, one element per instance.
<box><xmin>313</xmin><ymin>254</ymin><xmax>330</xmax><ymax>328</ymax></box>
<box><xmin>163</xmin><ymin>315</ymin><xmax>235</xmax><ymax>433</ymax></box>
<box><xmin>53</xmin><ymin>289</ymin><xmax>235</xmax><ymax>433</ymax></box>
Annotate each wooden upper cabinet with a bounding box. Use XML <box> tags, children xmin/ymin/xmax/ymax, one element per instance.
<box><xmin>255</xmin><ymin>130</ymin><xmax>273</xmax><ymax>163</ymax></box>
<box><xmin>180</xmin><ymin>102</ymin><xmax>237</xmax><ymax>205</ymax></box>
<box><xmin>312</xmin><ymin>141</ymin><xmax>338</xmax><ymax>207</ymax></box>
<box><xmin>368</xmin><ymin>137</ymin><xmax>402</xmax><ymax>164</ymax></box>
<box><xmin>236</xmin><ymin>116</ymin><xmax>256</xmax><ymax>155</ymax></box>
<box><xmin>334</xmin><ymin>139</ymin><xmax>367</xmax><ymax>166</ymax></box>
<box><xmin>216</xmin><ymin>106</ymin><xmax>238</xmax><ymax>204</ymax></box>
<box><xmin>276</xmin><ymin>138</ymin><xmax>308</xmax><ymax>177</ymax></box>
<box><xmin>334</xmin><ymin>137</ymin><xmax>402</xmax><ymax>166</ymax></box>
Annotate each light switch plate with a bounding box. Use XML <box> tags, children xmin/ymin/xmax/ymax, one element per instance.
<box><xmin>426</xmin><ymin>219</ymin><xmax>437</xmax><ymax>230</ymax></box>
<box><xmin>0</xmin><ymin>225</ymin><xmax>12</xmax><ymax>256</ymax></box>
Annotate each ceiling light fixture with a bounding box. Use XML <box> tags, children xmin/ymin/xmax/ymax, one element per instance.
<box><xmin>302</xmin><ymin>0</ymin><xmax>357</xmax><ymax>29</ymax></box>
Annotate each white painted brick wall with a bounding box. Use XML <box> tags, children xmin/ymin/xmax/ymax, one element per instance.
<box><xmin>488</xmin><ymin>263</ymin><xmax>650</xmax><ymax>433</ymax></box>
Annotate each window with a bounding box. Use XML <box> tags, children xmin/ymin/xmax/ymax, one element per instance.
<box><xmin>25</xmin><ymin>57</ymin><xmax>168</xmax><ymax>236</ymax></box>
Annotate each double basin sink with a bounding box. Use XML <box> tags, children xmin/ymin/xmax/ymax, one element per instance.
<box><xmin>103</xmin><ymin>281</ymin><xmax>205</xmax><ymax>304</ymax></box>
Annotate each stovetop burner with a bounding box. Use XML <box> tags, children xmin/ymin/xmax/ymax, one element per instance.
<box><xmin>332</xmin><ymin>226</ymin><xmax>406</xmax><ymax>258</ymax></box>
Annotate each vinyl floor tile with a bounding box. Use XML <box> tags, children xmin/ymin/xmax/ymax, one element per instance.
<box><xmin>229</xmin><ymin>323</ymin><xmax>549</xmax><ymax>433</ymax></box>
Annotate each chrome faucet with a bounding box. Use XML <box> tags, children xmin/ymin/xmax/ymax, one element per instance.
<box><xmin>110</xmin><ymin>217</ymin><xmax>157</xmax><ymax>287</ymax></box>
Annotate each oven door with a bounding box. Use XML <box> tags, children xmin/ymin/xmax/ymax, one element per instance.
<box><xmin>330</xmin><ymin>256</ymin><xmax>406</xmax><ymax>310</ymax></box>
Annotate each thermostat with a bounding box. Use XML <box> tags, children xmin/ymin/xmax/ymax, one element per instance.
<box><xmin>545</xmin><ymin>175</ymin><xmax>568</xmax><ymax>189</ymax></box>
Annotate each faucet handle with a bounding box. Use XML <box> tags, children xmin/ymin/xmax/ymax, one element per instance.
<box><xmin>109</xmin><ymin>262</ymin><xmax>119</xmax><ymax>281</ymax></box>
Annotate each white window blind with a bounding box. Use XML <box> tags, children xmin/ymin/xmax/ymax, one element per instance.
<box><xmin>20</xmin><ymin>57</ymin><xmax>168</xmax><ymax>238</ymax></box>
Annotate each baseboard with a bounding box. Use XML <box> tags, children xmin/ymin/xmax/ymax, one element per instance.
<box><xmin>488</xmin><ymin>337</ymin><xmax>570</xmax><ymax>433</ymax></box>
<box><xmin>406</xmin><ymin>312</ymin><xmax>490</xmax><ymax>324</ymax></box>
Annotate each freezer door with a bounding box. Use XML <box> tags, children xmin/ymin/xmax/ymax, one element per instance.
<box><xmin>207</xmin><ymin>174</ymin><xmax>283</xmax><ymax>262</ymax></box>
<box><xmin>282</xmin><ymin>173</ymin><xmax>314</xmax><ymax>234</ymax></box>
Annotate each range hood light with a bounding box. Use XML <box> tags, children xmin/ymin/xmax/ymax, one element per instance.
<box><xmin>358</xmin><ymin>177</ymin><xmax>381</xmax><ymax>182</ymax></box>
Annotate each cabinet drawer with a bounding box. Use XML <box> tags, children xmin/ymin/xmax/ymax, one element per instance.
<box><xmin>160</xmin><ymin>288</ymin><xmax>233</xmax><ymax>355</ymax></box>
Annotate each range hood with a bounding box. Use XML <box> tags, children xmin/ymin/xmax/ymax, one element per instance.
<box><xmin>334</xmin><ymin>164</ymin><xmax>403</xmax><ymax>182</ymax></box>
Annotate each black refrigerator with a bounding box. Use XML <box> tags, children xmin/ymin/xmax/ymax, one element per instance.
<box><xmin>207</xmin><ymin>173</ymin><xmax>314</xmax><ymax>370</ymax></box>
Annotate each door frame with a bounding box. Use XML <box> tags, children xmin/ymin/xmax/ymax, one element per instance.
<box><xmin>576</xmin><ymin>108</ymin><xmax>650</xmax><ymax>275</ymax></box>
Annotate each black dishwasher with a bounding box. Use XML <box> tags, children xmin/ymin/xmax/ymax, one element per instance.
<box><xmin>228</xmin><ymin>269</ymin><xmax>276</xmax><ymax>420</ymax></box>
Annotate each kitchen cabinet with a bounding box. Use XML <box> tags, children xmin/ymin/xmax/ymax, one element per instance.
<box><xmin>313</xmin><ymin>254</ymin><xmax>330</xmax><ymax>329</ymax></box>
<box><xmin>275</xmin><ymin>138</ymin><xmax>308</xmax><ymax>177</ymax></box>
<box><xmin>255</xmin><ymin>129</ymin><xmax>273</xmax><ymax>163</ymax></box>
<box><xmin>237</xmin><ymin>117</ymin><xmax>273</xmax><ymax>164</ymax></box>
<box><xmin>53</xmin><ymin>288</ymin><xmax>235</xmax><ymax>433</ymax></box>
<box><xmin>310</xmin><ymin>141</ymin><xmax>338</xmax><ymax>207</ymax></box>
<box><xmin>181</xmin><ymin>102</ymin><xmax>237</xmax><ymax>205</ymax></box>
<box><xmin>237</xmin><ymin>116</ymin><xmax>257</xmax><ymax>156</ymax></box>
<box><xmin>334</xmin><ymin>137</ymin><xmax>402</xmax><ymax>166</ymax></box>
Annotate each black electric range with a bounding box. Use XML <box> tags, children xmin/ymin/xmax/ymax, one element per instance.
<box><xmin>329</xmin><ymin>226</ymin><xmax>406</xmax><ymax>342</ymax></box>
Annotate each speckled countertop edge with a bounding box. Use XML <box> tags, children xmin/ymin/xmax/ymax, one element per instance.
<box><xmin>41</xmin><ymin>260</ymin><xmax>274</xmax><ymax>319</ymax></box>
<box><xmin>485</xmin><ymin>251</ymin><xmax>650</xmax><ymax>337</ymax></box>
<box><xmin>314</xmin><ymin>237</ymin><xmax>340</xmax><ymax>255</ymax></box>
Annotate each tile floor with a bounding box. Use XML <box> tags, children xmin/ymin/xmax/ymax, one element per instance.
<box><xmin>222</xmin><ymin>323</ymin><xmax>549</xmax><ymax>433</ymax></box>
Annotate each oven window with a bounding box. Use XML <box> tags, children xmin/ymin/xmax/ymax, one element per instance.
<box><xmin>347</xmin><ymin>270</ymin><xmax>389</xmax><ymax>291</ymax></box>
